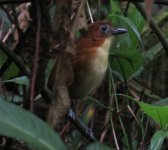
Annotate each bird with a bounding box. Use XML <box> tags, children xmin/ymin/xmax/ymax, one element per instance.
<box><xmin>68</xmin><ymin>20</ymin><xmax>127</xmax><ymax>99</ymax></box>
<box><xmin>47</xmin><ymin>20</ymin><xmax>127</xmax><ymax>132</ymax></box>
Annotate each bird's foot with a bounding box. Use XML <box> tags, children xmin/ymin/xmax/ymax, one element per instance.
<box><xmin>85</xmin><ymin>127</ymin><xmax>95</xmax><ymax>142</ymax></box>
<box><xmin>66</xmin><ymin>108</ymin><xmax>96</xmax><ymax>142</ymax></box>
<box><xmin>67</xmin><ymin>108</ymin><xmax>76</xmax><ymax>120</ymax></box>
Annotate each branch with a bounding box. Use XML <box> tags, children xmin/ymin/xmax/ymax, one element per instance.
<box><xmin>29</xmin><ymin>0</ymin><xmax>41</xmax><ymax>112</ymax></box>
<box><xmin>67</xmin><ymin>109</ymin><xmax>96</xmax><ymax>142</ymax></box>
<box><xmin>0</xmin><ymin>41</ymin><xmax>53</xmax><ymax>105</ymax></box>
<box><xmin>0</xmin><ymin>42</ymin><xmax>31</xmax><ymax>76</ymax></box>
<box><xmin>133</xmin><ymin>2</ymin><xmax>168</xmax><ymax>57</ymax></box>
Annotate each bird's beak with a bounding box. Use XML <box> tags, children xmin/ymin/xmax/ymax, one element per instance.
<box><xmin>111</xmin><ymin>28</ymin><xmax>127</xmax><ymax>35</ymax></box>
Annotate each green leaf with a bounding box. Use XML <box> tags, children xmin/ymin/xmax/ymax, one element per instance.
<box><xmin>0</xmin><ymin>51</ymin><xmax>7</xmax><ymax>66</ymax></box>
<box><xmin>45</xmin><ymin>59</ymin><xmax>57</xmax><ymax>86</ymax></box>
<box><xmin>109</xmin><ymin>14</ymin><xmax>142</xmax><ymax>44</ymax></box>
<box><xmin>128</xmin><ymin>4</ymin><xmax>145</xmax><ymax>33</ymax></box>
<box><xmin>3</xmin><ymin>76</ymin><xmax>30</xmax><ymax>87</ymax></box>
<box><xmin>139</xmin><ymin>102</ymin><xmax>168</xmax><ymax>128</ymax></box>
<box><xmin>108</xmin><ymin>4</ymin><xmax>144</xmax><ymax>80</ymax></box>
<box><xmin>110</xmin><ymin>0</ymin><xmax>122</xmax><ymax>15</ymax></box>
<box><xmin>119</xmin><ymin>94</ymin><xmax>168</xmax><ymax>128</ymax></box>
<box><xmin>3</xmin><ymin>63</ymin><xmax>19</xmax><ymax>80</ymax></box>
<box><xmin>0</xmin><ymin>98</ymin><xmax>67</xmax><ymax>150</ymax></box>
<box><xmin>86</xmin><ymin>142</ymin><xmax>112</xmax><ymax>150</ymax></box>
<box><xmin>150</xmin><ymin>130</ymin><xmax>168</xmax><ymax>150</ymax></box>
<box><xmin>110</xmin><ymin>48</ymin><xmax>143</xmax><ymax>79</ymax></box>
<box><xmin>127</xmin><ymin>4</ymin><xmax>145</xmax><ymax>46</ymax></box>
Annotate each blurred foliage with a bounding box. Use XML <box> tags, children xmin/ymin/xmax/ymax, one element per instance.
<box><xmin>109</xmin><ymin>2</ymin><xmax>144</xmax><ymax>80</ymax></box>
<box><xmin>0</xmin><ymin>97</ymin><xmax>67</xmax><ymax>150</ymax></box>
<box><xmin>0</xmin><ymin>0</ymin><xmax>168</xmax><ymax>150</ymax></box>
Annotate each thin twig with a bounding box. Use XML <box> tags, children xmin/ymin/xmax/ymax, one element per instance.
<box><xmin>100</xmin><ymin>93</ymin><xmax>114</xmax><ymax>142</ymax></box>
<box><xmin>2</xmin><ymin>25</ymin><xmax>15</xmax><ymax>43</ymax></box>
<box><xmin>29</xmin><ymin>1</ymin><xmax>41</xmax><ymax>112</ymax></box>
<box><xmin>0</xmin><ymin>41</ymin><xmax>31</xmax><ymax>76</ymax></box>
<box><xmin>70</xmin><ymin>0</ymin><xmax>86</xmax><ymax>44</ymax></box>
<box><xmin>127</xmin><ymin>105</ymin><xmax>141</xmax><ymax>127</ymax></box>
<box><xmin>132</xmin><ymin>78</ymin><xmax>162</xmax><ymax>98</ymax></box>
<box><xmin>11</xmin><ymin>5</ymin><xmax>22</xmax><ymax>36</ymax></box>
<box><xmin>129</xmin><ymin>88</ymin><xmax>140</xmax><ymax>100</ymax></box>
<box><xmin>108</xmin><ymin>65</ymin><xmax>130</xmax><ymax>149</ymax></box>
<box><xmin>110</xmin><ymin>118</ymin><xmax>120</xmax><ymax>150</ymax></box>
<box><xmin>86</xmin><ymin>0</ymin><xmax>93</xmax><ymax>23</ymax></box>
<box><xmin>60</xmin><ymin>122</ymin><xmax>70</xmax><ymax>137</ymax></box>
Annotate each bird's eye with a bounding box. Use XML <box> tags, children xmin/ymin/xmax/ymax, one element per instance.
<box><xmin>99</xmin><ymin>25</ymin><xmax>109</xmax><ymax>33</ymax></box>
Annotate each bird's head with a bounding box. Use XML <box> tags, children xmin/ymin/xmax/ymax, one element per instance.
<box><xmin>76</xmin><ymin>20</ymin><xmax>127</xmax><ymax>50</ymax></box>
<box><xmin>88</xmin><ymin>20</ymin><xmax>127</xmax><ymax>38</ymax></box>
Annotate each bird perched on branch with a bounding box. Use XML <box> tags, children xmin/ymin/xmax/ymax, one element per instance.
<box><xmin>47</xmin><ymin>20</ymin><xmax>127</xmax><ymax>129</ymax></box>
<box><xmin>69</xmin><ymin>20</ymin><xmax>127</xmax><ymax>99</ymax></box>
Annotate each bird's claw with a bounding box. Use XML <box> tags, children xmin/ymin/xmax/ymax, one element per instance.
<box><xmin>85</xmin><ymin>127</ymin><xmax>95</xmax><ymax>141</ymax></box>
<box><xmin>67</xmin><ymin>108</ymin><xmax>76</xmax><ymax>120</ymax></box>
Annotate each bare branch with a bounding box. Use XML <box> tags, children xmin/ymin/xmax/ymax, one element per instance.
<box><xmin>0</xmin><ymin>41</ymin><xmax>31</xmax><ymax>76</ymax></box>
<box><xmin>134</xmin><ymin>2</ymin><xmax>168</xmax><ymax>57</ymax></box>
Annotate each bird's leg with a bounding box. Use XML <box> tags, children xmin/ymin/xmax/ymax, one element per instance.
<box><xmin>66</xmin><ymin>108</ymin><xmax>96</xmax><ymax>142</ymax></box>
<box><xmin>66</xmin><ymin>98</ymin><xmax>96</xmax><ymax>142</ymax></box>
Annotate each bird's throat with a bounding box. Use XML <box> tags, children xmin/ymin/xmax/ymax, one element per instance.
<box><xmin>91</xmin><ymin>37</ymin><xmax>112</xmax><ymax>69</ymax></box>
<box><xmin>70</xmin><ymin>38</ymin><xmax>112</xmax><ymax>99</ymax></box>
<box><xmin>82</xmin><ymin>37</ymin><xmax>112</xmax><ymax>94</ymax></box>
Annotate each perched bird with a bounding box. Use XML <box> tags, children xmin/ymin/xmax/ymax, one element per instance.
<box><xmin>47</xmin><ymin>20</ymin><xmax>127</xmax><ymax>130</ymax></box>
<box><xmin>69</xmin><ymin>20</ymin><xmax>127</xmax><ymax>99</ymax></box>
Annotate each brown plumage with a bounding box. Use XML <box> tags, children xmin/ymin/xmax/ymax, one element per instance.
<box><xmin>47</xmin><ymin>21</ymin><xmax>127</xmax><ymax>128</ymax></box>
<box><xmin>49</xmin><ymin>20</ymin><xmax>127</xmax><ymax>99</ymax></box>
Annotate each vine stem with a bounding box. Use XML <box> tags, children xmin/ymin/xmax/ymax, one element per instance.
<box><xmin>29</xmin><ymin>1</ymin><xmax>41</xmax><ymax>112</ymax></box>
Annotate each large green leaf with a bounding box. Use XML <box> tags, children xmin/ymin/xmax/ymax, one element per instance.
<box><xmin>110</xmin><ymin>47</ymin><xmax>143</xmax><ymax>80</ymax></box>
<box><xmin>108</xmin><ymin>2</ymin><xmax>144</xmax><ymax>80</ymax></box>
<box><xmin>150</xmin><ymin>130</ymin><xmax>168</xmax><ymax>150</ymax></box>
<box><xmin>128</xmin><ymin>4</ymin><xmax>145</xmax><ymax>33</ymax></box>
<box><xmin>109</xmin><ymin>14</ymin><xmax>142</xmax><ymax>44</ymax></box>
<box><xmin>120</xmin><ymin>94</ymin><xmax>168</xmax><ymax>128</ymax></box>
<box><xmin>108</xmin><ymin>3</ymin><xmax>144</xmax><ymax>48</ymax></box>
<box><xmin>139</xmin><ymin>102</ymin><xmax>168</xmax><ymax>128</ymax></box>
<box><xmin>86</xmin><ymin>142</ymin><xmax>112</xmax><ymax>150</ymax></box>
<box><xmin>0</xmin><ymin>97</ymin><xmax>67</xmax><ymax>150</ymax></box>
